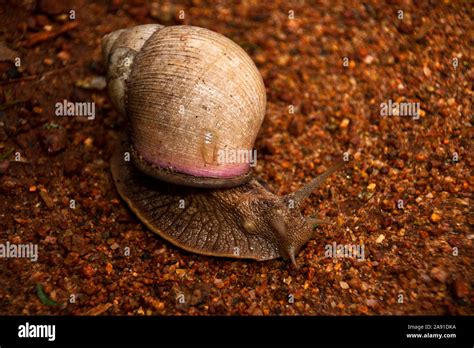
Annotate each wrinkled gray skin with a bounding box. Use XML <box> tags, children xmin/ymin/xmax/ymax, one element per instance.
<box><xmin>112</xmin><ymin>141</ymin><xmax>342</xmax><ymax>267</ymax></box>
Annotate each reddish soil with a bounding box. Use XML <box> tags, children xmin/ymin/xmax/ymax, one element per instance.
<box><xmin>0</xmin><ymin>0</ymin><xmax>472</xmax><ymax>315</ymax></box>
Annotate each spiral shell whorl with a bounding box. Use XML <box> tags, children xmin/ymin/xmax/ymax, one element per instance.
<box><xmin>127</xmin><ymin>25</ymin><xmax>266</xmax><ymax>186</ymax></box>
<box><xmin>102</xmin><ymin>24</ymin><xmax>164</xmax><ymax>114</ymax></box>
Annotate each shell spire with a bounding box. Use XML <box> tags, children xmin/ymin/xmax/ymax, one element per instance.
<box><xmin>102</xmin><ymin>24</ymin><xmax>164</xmax><ymax>114</ymax></box>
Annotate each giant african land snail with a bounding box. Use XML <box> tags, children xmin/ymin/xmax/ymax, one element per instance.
<box><xmin>103</xmin><ymin>24</ymin><xmax>342</xmax><ymax>266</ymax></box>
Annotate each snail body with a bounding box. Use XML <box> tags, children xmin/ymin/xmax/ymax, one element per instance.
<box><xmin>104</xmin><ymin>25</ymin><xmax>341</xmax><ymax>266</ymax></box>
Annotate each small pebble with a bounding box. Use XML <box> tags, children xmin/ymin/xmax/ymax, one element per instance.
<box><xmin>367</xmin><ymin>183</ymin><xmax>376</xmax><ymax>191</ymax></box>
<box><xmin>420</xmin><ymin>273</ymin><xmax>432</xmax><ymax>283</ymax></box>
<box><xmin>340</xmin><ymin>281</ymin><xmax>349</xmax><ymax>289</ymax></box>
<box><xmin>376</xmin><ymin>234</ymin><xmax>385</xmax><ymax>244</ymax></box>
<box><xmin>44</xmin><ymin>235</ymin><xmax>56</xmax><ymax>244</ymax></box>
<box><xmin>84</xmin><ymin>303</ymin><xmax>112</xmax><ymax>316</ymax></box>
<box><xmin>39</xmin><ymin>127</ymin><xmax>68</xmax><ymax>154</ymax></box>
<box><xmin>288</xmin><ymin>117</ymin><xmax>305</xmax><ymax>137</ymax></box>
<box><xmin>366</xmin><ymin>299</ymin><xmax>378</xmax><ymax>308</ymax></box>
<box><xmin>82</xmin><ymin>264</ymin><xmax>95</xmax><ymax>279</ymax></box>
<box><xmin>84</xmin><ymin>137</ymin><xmax>93</xmax><ymax>147</ymax></box>
<box><xmin>423</xmin><ymin>66</ymin><xmax>431</xmax><ymax>77</ymax></box>
<box><xmin>447</xmin><ymin>237</ymin><xmax>461</xmax><ymax>248</ymax></box>
<box><xmin>56</xmin><ymin>50</ymin><xmax>71</xmax><ymax>62</ymax></box>
<box><xmin>430</xmin><ymin>267</ymin><xmax>448</xmax><ymax>283</ymax></box>
<box><xmin>214</xmin><ymin>279</ymin><xmax>224</xmax><ymax>288</ymax></box>
<box><xmin>75</xmin><ymin>76</ymin><xmax>106</xmax><ymax>90</ymax></box>
<box><xmin>32</xmin><ymin>106</ymin><xmax>43</xmax><ymax>114</ymax></box>
<box><xmin>43</xmin><ymin>58</ymin><xmax>53</xmax><ymax>66</ymax></box>
<box><xmin>430</xmin><ymin>212</ymin><xmax>441</xmax><ymax>223</ymax></box>
<box><xmin>176</xmin><ymin>269</ymin><xmax>186</xmax><ymax>277</ymax></box>
<box><xmin>55</xmin><ymin>14</ymin><xmax>68</xmax><ymax>22</ymax></box>
<box><xmin>363</xmin><ymin>55</ymin><xmax>374</xmax><ymax>64</ymax></box>
<box><xmin>453</xmin><ymin>279</ymin><xmax>469</xmax><ymax>299</ymax></box>
<box><xmin>39</xmin><ymin>190</ymin><xmax>55</xmax><ymax>209</ymax></box>
<box><xmin>419</xmin><ymin>231</ymin><xmax>429</xmax><ymax>238</ymax></box>
<box><xmin>340</xmin><ymin>118</ymin><xmax>350</xmax><ymax>128</ymax></box>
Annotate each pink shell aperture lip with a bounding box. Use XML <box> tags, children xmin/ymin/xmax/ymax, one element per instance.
<box><xmin>140</xmin><ymin>152</ymin><xmax>250</xmax><ymax>179</ymax></box>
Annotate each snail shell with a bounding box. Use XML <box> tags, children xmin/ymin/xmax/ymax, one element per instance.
<box><xmin>104</xmin><ymin>25</ymin><xmax>342</xmax><ymax>266</ymax></box>
<box><xmin>103</xmin><ymin>25</ymin><xmax>266</xmax><ymax>188</ymax></box>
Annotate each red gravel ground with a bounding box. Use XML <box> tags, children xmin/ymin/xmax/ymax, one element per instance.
<box><xmin>0</xmin><ymin>0</ymin><xmax>472</xmax><ymax>315</ymax></box>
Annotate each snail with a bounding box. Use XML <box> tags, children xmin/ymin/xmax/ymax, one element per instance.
<box><xmin>103</xmin><ymin>24</ymin><xmax>342</xmax><ymax>267</ymax></box>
